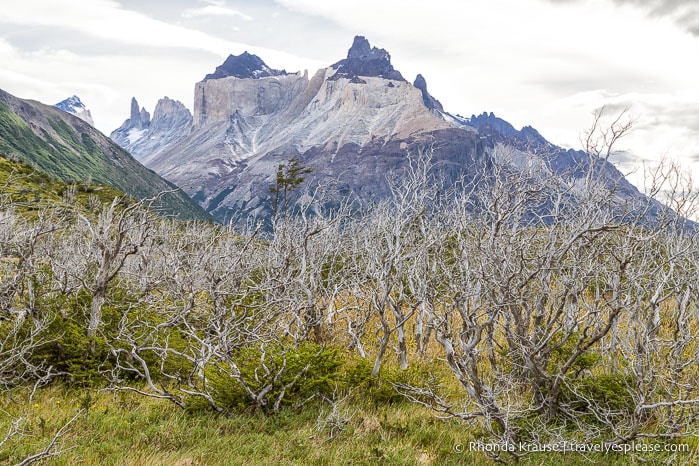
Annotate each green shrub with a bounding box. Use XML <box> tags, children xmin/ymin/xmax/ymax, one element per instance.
<box><xmin>548</xmin><ymin>332</ymin><xmax>600</xmax><ymax>374</ymax></box>
<box><xmin>208</xmin><ymin>341</ymin><xmax>345</xmax><ymax>413</ymax></box>
<box><xmin>29</xmin><ymin>290</ymin><xmax>115</xmax><ymax>385</ymax></box>
<box><xmin>27</xmin><ymin>287</ymin><xmax>160</xmax><ymax>386</ymax></box>
<box><xmin>565</xmin><ymin>373</ymin><xmax>635</xmax><ymax>417</ymax></box>
<box><xmin>342</xmin><ymin>357</ymin><xmax>445</xmax><ymax>406</ymax></box>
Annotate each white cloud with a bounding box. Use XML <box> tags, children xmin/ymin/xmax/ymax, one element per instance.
<box><xmin>182</xmin><ymin>5</ymin><xmax>253</xmax><ymax>20</ymax></box>
<box><xmin>0</xmin><ymin>0</ymin><xmax>321</xmax><ymax>72</ymax></box>
<box><xmin>0</xmin><ymin>38</ymin><xmax>199</xmax><ymax>133</ymax></box>
<box><xmin>0</xmin><ymin>0</ymin><xmax>227</xmax><ymax>53</ymax></box>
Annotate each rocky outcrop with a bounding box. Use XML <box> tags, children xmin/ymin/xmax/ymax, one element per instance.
<box><xmin>150</xmin><ymin>97</ymin><xmax>192</xmax><ymax>134</ymax></box>
<box><xmin>467</xmin><ymin>111</ymin><xmax>519</xmax><ymax>138</ymax></box>
<box><xmin>55</xmin><ymin>95</ymin><xmax>94</xmax><ymax>126</ymax></box>
<box><xmin>129</xmin><ymin>97</ymin><xmax>151</xmax><ymax>129</ymax></box>
<box><xmin>110</xmin><ymin>97</ymin><xmax>151</xmax><ymax>150</ymax></box>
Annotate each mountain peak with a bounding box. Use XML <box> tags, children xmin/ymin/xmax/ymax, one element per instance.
<box><xmin>55</xmin><ymin>95</ymin><xmax>85</xmax><ymax>111</ymax></box>
<box><xmin>330</xmin><ymin>35</ymin><xmax>405</xmax><ymax>82</ymax></box>
<box><xmin>55</xmin><ymin>95</ymin><xmax>94</xmax><ymax>126</ymax></box>
<box><xmin>468</xmin><ymin>111</ymin><xmax>519</xmax><ymax>138</ymax></box>
<box><xmin>347</xmin><ymin>35</ymin><xmax>372</xmax><ymax>59</ymax></box>
<box><xmin>204</xmin><ymin>51</ymin><xmax>287</xmax><ymax>80</ymax></box>
<box><xmin>150</xmin><ymin>97</ymin><xmax>192</xmax><ymax>132</ymax></box>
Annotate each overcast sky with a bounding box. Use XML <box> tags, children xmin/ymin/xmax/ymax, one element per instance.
<box><xmin>1</xmin><ymin>0</ymin><xmax>698</xmax><ymax>189</ymax></box>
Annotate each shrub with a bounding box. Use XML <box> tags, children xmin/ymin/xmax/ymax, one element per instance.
<box><xmin>564</xmin><ymin>373</ymin><xmax>636</xmax><ymax>418</ymax></box>
<box><xmin>342</xmin><ymin>357</ymin><xmax>446</xmax><ymax>406</ymax></box>
<box><xmin>208</xmin><ymin>341</ymin><xmax>345</xmax><ymax>413</ymax></box>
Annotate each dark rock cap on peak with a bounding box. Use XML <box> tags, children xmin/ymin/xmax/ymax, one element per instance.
<box><xmin>330</xmin><ymin>35</ymin><xmax>405</xmax><ymax>82</ymax></box>
<box><xmin>204</xmin><ymin>51</ymin><xmax>287</xmax><ymax>80</ymax></box>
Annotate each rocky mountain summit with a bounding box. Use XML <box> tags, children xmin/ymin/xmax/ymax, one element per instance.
<box><xmin>110</xmin><ymin>35</ymin><xmax>644</xmax><ymax>226</ymax></box>
<box><xmin>413</xmin><ymin>74</ymin><xmax>444</xmax><ymax>115</ymax></box>
<box><xmin>205</xmin><ymin>51</ymin><xmax>288</xmax><ymax>80</ymax></box>
<box><xmin>55</xmin><ymin>95</ymin><xmax>94</xmax><ymax>126</ymax></box>
<box><xmin>329</xmin><ymin>35</ymin><xmax>405</xmax><ymax>83</ymax></box>
<box><xmin>110</xmin><ymin>97</ymin><xmax>151</xmax><ymax>149</ymax></box>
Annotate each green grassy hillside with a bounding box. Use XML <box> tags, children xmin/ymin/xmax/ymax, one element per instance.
<box><xmin>0</xmin><ymin>89</ymin><xmax>212</xmax><ymax>222</ymax></box>
<box><xmin>0</xmin><ymin>155</ymin><xmax>126</xmax><ymax>213</ymax></box>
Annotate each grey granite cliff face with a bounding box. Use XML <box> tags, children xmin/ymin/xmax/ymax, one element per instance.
<box><xmin>193</xmin><ymin>70</ymin><xmax>309</xmax><ymax>126</ymax></box>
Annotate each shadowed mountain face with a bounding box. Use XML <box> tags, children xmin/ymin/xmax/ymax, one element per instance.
<box><xmin>109</xmin><ymin>36</ymin><xmax>646</xmax><ymax>226</ymax></box>
<box><xmin>0</xmin><ymin>88</ymin><xmax>211</xmax><ymax>222</ymax></box>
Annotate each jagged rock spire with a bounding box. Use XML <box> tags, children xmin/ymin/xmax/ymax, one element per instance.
<box><xmin>129</xmin><ymin>97</ymin><xmax>150</xmax><ymax>130</ymax></box>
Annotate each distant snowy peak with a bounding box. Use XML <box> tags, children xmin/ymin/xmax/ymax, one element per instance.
<box><xmin>55</xmin><ymin>95</ymin><xmax>85</xmax><ymax>113</ymax></box>
<box><xmin>55</xmin><ymin>95</ymin><xmax>94</xmax><ymax>126</ymax></box>
<box><xmin>204</xmin><ymin>52</ymin><xmax>287</xmax><ymax>80</ymax></box>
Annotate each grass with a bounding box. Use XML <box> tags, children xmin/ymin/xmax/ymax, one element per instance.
<box><xmin>2</xmin><ymin>384</ymin><xmax>696</xmax><ymax>465</ymax></box>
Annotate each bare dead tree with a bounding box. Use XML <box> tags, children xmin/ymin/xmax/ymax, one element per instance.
<box><xmin>349</xmin><ymin>154</ymin><xmax>442</xmax><ymax>376</ymax></box>
<box><xmin>266</xmin><ymin>186</ymin><xmax>351</xmax><ymax>344</ymax></box>
<box><xmin>381</xmin><ymin>111</ymin><xmax>699</xmax><ymax>462</ymax></box>
<box><xmin>71</xmin><ymin>196</ymin><xmax>157</xmax><ymax>337</ymax></box>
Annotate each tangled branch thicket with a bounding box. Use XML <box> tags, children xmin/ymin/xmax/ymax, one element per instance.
<box><xmin>2</xmin><ymin>120</ymin><xmax>699</xmax><ymax>461</ymax></box>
